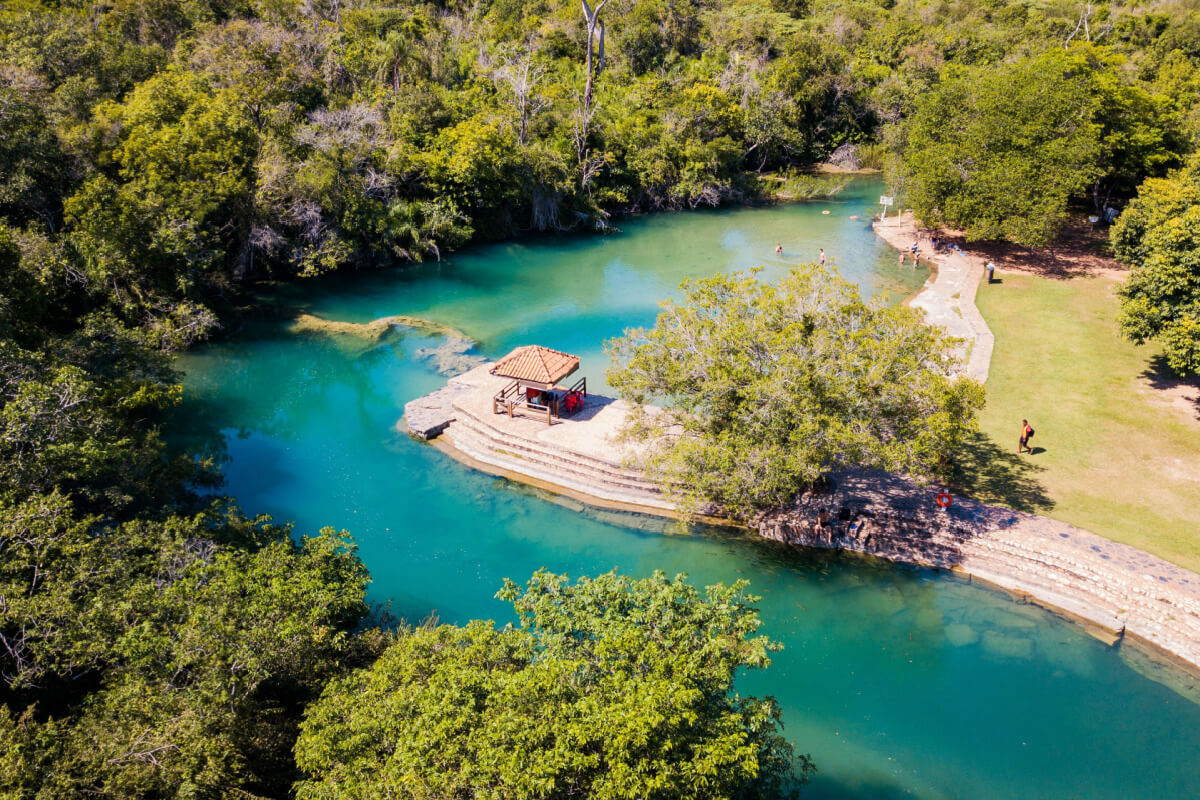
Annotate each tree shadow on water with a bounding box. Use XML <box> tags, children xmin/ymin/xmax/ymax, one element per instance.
<box><xmin>806</xmin><ymin>771</ymin><xmax>929</xmax><ymax>800</ymax></box>
<box><xmin>947</xmin><ymin>431</ymin><xmax>1054</xmax><ymax>514</ymax></box>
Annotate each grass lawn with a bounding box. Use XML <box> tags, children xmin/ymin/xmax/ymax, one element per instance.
<box><xmin>955</xmin><ymin>270</ymin><xmax>1200</xmax><ymax>572</ymax></box>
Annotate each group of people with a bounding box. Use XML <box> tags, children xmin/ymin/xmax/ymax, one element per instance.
<box><xmin>901</xmin><ymin>234</ymin><xmax>944</xmax><ymax>266</ymax></box>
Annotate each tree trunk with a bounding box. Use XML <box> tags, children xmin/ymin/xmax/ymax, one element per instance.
<box><xmin>580</xmin><ymin>0</ymin><xmax>609</xmax><ymax>112</ymax></box>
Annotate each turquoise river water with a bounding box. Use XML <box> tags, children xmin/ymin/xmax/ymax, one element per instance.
<box><xmin>177</xmin><ymin>181</ymin><xmax>1200</xmax><ymax>799</ymax></box>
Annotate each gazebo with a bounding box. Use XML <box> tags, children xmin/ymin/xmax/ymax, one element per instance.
<box><xmin>490</xmin><ymin>345</ymin><xmax>587</xmax><ymax>424</ymax></box>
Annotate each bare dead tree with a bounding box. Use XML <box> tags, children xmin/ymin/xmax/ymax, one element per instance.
<box><xmin>1063</xmin><ymin>3</ymin><xmax>1111</xmax><ymax>47</ymax></box>
<box><xmin>492</xmin><ymin>46</ymin><xmax>550</xmax><ymax>146</ymax></box>
<box><xmin>580</xmin><ymin>0</ymin><xmax>610</xmax><ymax>112</ymax></box>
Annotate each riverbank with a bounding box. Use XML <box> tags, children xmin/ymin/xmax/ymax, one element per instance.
<box><xmin>878</xmin><ymin>212</ymin><xmax>1200</xmax><ymax>571</ymax></box>
<box><xmin>873</xmin><ymin>213</ymin><xmax>994</xmax><ymax>382</ymax></box>
<box><xmin>973</xmin><ymin>264</ymin><xmax>1200</xmax><ymax>571</ymax></box>
<box><xmin>404</xmin><ymin>361</ymin><xmax>1200</xmax><ymax>673</ymax></box>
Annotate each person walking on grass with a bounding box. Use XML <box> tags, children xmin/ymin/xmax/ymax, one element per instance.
<box><xmin>1019</xmin><ymin>419</ymin><xmax>1035</xmax><ymax>454</ymax></box>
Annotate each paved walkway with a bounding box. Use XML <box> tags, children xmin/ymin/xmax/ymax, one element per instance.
<box><xmin>874</xmin><ymin>214</ymin><xmax>994</xmax><ymax>383</ymax></box>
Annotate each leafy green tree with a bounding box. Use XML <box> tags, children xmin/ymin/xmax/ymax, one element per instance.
<box><xmin>1112</xmin><ymin>155</ymin><xmax>1200</xmax><ymax>374</ymax></box>
<box><xmin>1</xmin><ymin>508</ymin><xmax>375</xmax><ymax>798</ymax></box>
<box><xmin>0</xmin><ymin>87</ymin><xmax>70</xmax><ymax>229</ymax></box>
<box><xmin>185</xmin><ymin>19</ymin><xmax>326</xmax><ymax>133</ymax></box>
<box><xmin>606</xmin><ymin>266</ymin><xmax>985</xmax><ymax>517</ymax></box>
<box><xmin>895</xmin><ymin>49</ymin><xmax>1105</xmax><ymax>245</ymax></box>
<box><xmin>295</xmin><ymin>569</ymin><xmax>808</xmax><ymax>800</ymax></box>
<box><xmin>65</xmin><ymin>68</ymin><xmax>256</xmax><ymax>339</ymax></box>
<box><xmin>1091</xmin><ymin>52</ymin><xmax>1183</xmax><ymax>208</ymax></box>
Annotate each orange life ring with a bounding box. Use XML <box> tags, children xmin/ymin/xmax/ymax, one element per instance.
<box><xmin>936</xmin><ymin>492</ymin><xmax>952</xmax><ymax>508</ymax></box>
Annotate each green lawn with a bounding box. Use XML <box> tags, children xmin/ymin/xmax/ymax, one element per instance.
<box><xmin>955</xmin><ymin>271</ymin><xmax>1200</xmax><ymax>572</ymax></box>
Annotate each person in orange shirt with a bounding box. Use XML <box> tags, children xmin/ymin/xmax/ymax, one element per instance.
<box><xmin>1019</xmin><ymin>419</ymin><xmax>1035</xmax><ymax>454</ymax></box>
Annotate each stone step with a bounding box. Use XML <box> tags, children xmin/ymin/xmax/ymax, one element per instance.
<box><xmin>446</xmin><ymin>416</ymin><xmax>665</xmax><ymax>499</ymax></box>
<box><xmin>962</xmin><ymin>546</ymin><xmax>1198</xmax><ymax>637</ymax></box>
<box><xmin>442</xmin><ymin>422</ymin><xmax>676</xmax><ymax>512</ymax></box>
<box><xmin>448</xmin><ymin>406</ymin><xmax>665</xmax><ymax>494</ymax></box>
<box><xmin>967</xmin><ymin>535</ymin><xmax>1200</xmax><ymax>619</ymax></box>
<box><xmin>965</xmin><ymin>547</ymin><xmax>1125</xmax><ymax>611</ymax></box>
<box><xmin>451</xmin><ymin>399</ymin><xmax>655</xmax><ymax>482</ymax></box>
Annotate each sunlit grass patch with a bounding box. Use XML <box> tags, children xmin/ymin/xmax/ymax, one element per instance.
<box><xmin>964</xmin><ymin>271</ymin><xmax>1200</xmax><ymax>571</ymax></box>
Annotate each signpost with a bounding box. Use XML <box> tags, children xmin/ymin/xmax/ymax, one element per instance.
<box><xmin>879</xmin><ymin>195</ymin><xmax>894</xmax><ymax>219</ymax></box>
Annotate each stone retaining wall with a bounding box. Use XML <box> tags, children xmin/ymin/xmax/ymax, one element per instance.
<box><xmin>752</xmin><ymin>473</ymin><xmax>1200</xmax><ymax>671</ymax></box>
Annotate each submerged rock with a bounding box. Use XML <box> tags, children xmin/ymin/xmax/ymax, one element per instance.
<box><xmin>289</xmin><ymin>312</ymin><xmax>484</xmax><ymax>375</ymax></box>
<box><xmin>415</xmin><ymin>335</ymin><xmax>486</xmax><ymax>377</ymax></box>
<box><xmin>944</xmin><ymin>623</ymin><xmax>981</xmax><ymax>648</ymax></box>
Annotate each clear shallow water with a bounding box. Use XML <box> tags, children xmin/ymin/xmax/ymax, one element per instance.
<box><xmin>177</xmin><ymin>181</ymin><xmax>1200</xmax><ymax>799</ymax></box>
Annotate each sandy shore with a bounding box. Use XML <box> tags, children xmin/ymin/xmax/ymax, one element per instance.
<box><xmin>874</xmin><ymin>213</ymin><xmax>994</xmax><ymax>382</ymax></box>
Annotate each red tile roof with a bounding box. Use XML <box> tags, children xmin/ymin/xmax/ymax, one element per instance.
<box><xmin>490</xmin><ymin>345</ymin><xmax>580</xmax><ymax>385</ymax></box>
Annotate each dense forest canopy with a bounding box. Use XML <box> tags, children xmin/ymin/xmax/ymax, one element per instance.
<box><xmin>1</xmin><ymin>0</ymin><xmax>1198</xmax><ymax>341</ymax></box>
<box><xmin>2</xmin><ymin>0</ymin><xmax>1200</xmax><ymax>796</ymax></box>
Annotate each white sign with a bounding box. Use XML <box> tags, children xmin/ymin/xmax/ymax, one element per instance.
<box><xmin>879</xmin><ymin>195</ymin><xmax>894</xmax><ymax>206</ymax></box>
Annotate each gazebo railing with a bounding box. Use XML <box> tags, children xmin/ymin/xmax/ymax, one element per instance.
<box><xmin>493</xmin><ymin>380</ymin><xmax>522</xmax><ymax>414</ymax></box>
<box><xmin>493</xmin><ymin>380</ymin><xmax>554</xmax><ymax>426</ymax></box>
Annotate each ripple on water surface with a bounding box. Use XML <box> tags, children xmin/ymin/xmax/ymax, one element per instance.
<box><xmin>177</xmin><ymin>180</ymin><xmax>1200</xmax><ymax>800</ymax></box>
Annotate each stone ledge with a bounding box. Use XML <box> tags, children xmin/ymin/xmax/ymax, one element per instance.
<box><xmin>751</xmin><ymin>472</ymin><xmax>1200</xmax><ymax>672</ymax></box>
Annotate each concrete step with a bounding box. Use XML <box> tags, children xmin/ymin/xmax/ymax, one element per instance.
<box><xmin>451</xmin><ymin>399</ymin><xmax>655</xmax><ymax>482</ymax></box>
<box><xmin>442</xmin><ymin>421</ymin><xmax>676</xmax><ymax>512</ymax></box>
<box><xmin>446</xmin><ymin>416</ymin><xmax>663</xmax><ymax>498</ymax></box>
<box><xmin>959</xmin><ymin>545</ymin><xmax>1132</xmax><ymax>622</ymax></box>
<box><xmin>966</xmin><ymin>535</ymin><xmax>1190</xmax><ymax>616</ymax></box>
<box><xmin>448</xmin><ymin>406</ymin><xmax>665</xmax><ymax>494</ymax></box>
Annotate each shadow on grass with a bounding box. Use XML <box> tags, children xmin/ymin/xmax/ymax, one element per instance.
<box><xmin>1140</xmin><ymin>354</ymin><xmax>1200</xmax><ymax>420</ymax></box>
<box><xmin>947</xmin><ymin>432</ymin><xmax>1055</xmax><ymax>513</ymax></box>
<box><xmin>936</xmin><ymin>215</ymin><xmax>1122</xmax><ymax>279</ymax></box>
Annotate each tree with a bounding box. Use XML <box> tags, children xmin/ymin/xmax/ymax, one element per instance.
<box><xmin>1112</xmin><ymin>156</ymin><xmax>1200</xmax><ymax>374</ymax></box>
<box><xmin>295</xmin><ymin>569</ymin><xmax>809</xmax><ymax>800</ymax></box>
<box><xmin>1</xmin><ymin>510</ymin><xmax>375</xmax><ymax>798</ymax></box>
<box><xmin>0</xmin><ymin>87</ymin><xmax>70</xmax><ymax>229</ymax></box>
<box><xmin>895</xmin><ymin>49</ymin><xmax>1104</xmax><ymax>246</ymax></box>
<box><xmin>606</xmin><ymin>266</ymin><xmax>985</xmax><ymax>517</ymax></box>
<box><xmin>1090</xmin><ymin>52</ymin><xmax>1183</xmax><ymax>209</ymax></box>
<box><xmin>64</xmin><ymin>68</ymin><xmax>256</xmax><ymax>342</ymax></box>
<box><xmin>580</xmin><ymin>0</ymin><xmax>610</xmax><ymax>112</ymax></box>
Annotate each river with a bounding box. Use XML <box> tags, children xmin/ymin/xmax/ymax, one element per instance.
<box><xmin>177</xmin><ymin>179</ymin><xmax>1200</xmax><ymax>799</ymax></box>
